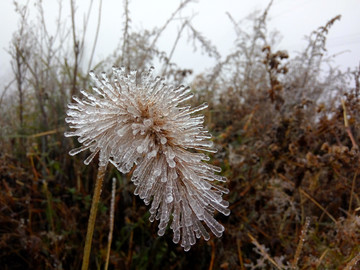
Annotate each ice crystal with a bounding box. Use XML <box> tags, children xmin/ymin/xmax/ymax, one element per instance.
<box><xmin>65</xmin><ymin>66</ymin><xmax>230</xmax><ymax>251</ymax></box>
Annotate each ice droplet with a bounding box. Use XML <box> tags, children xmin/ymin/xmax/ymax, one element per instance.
<box><xmin>89</xmin><ymin>70</ymin><xmax>96</xmax><ymax>79</ymax></box>
<box><xmin>144</xmin><ymin>118</ymin><xmax>152</xmax><ymax>127</ymax></box>
<box><xmin>173</xmin><ymin>230</ymin><xmax>180</xmax><ymax>244</ymax></box>
<box><xmin>166</xmin><ymin>195</ymin><xmax>173</xmax><ymax>203</ymax></box>
<box><xmin>117</xmin><ymin>125</ymin><xmax>129</xmax><ymax>137</ymax></box>
<box><xmin>147</xmin><ymin>149</ymin><xmax>157</xmax><ymax>159</ymax></box>
<box><xmin>160</xmin><ymin>137</ymin><xmax>167</xmax><ymax>144</ymax></box>
<box><xmin>167</xmin><ymin>147</ymin><xmax>176</xmax><ymax>159</ymax></box>
<box><xmin>137</xmin><ymin>145</ymin><xmax>144</xmax><ymax>153</ymax></box>
<box><xmin>168</xmin><ymin>159</ymin><xmax>176</xmax><ymax>168</ymax></box>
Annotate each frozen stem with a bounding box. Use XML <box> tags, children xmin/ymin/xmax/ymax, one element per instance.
<box><xmin>292</xmin><ymin>217</ymin><xmax>310</xmax><ymax>269</ymax></box>
<box><xmin>82</xmin><ymin>163</ymin><xmax>107</xmax><ymax>270</ymax></box>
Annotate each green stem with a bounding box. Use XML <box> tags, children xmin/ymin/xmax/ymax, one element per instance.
<box><xmin>82</xmin><ymin>164</ymin><xmax>107</xmax><ymax>270</ymax></box>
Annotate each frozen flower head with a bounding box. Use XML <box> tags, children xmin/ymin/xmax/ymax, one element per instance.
<box><xmin>65</xmin><ymin>66</ymin><xmax>230</xmax><ymax>251</ymax></box>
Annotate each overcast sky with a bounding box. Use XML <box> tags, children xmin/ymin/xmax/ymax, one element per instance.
<box><xmin>1</xmin><ymin>0</ymin><xmax>359</xmax><ymax>89</ymax></box>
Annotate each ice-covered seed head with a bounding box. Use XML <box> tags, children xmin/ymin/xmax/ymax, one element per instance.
<box><xmin>65</xmin><ymin>66</ymin><xmax>230</xmax><ymax>251</ymax></box>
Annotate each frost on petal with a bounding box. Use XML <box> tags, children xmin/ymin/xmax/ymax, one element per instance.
<box><xmin>65</xmin><ymin>66</ymin><xmax>230</xmax><ymax>251</ymax></box>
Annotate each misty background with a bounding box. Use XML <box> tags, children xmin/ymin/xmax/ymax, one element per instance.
<box><xmin>1</xmin><ymin>0</ymin><xmax>359</xmax><ymax>86</ymax></box>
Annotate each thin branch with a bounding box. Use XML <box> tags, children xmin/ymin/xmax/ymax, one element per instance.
<box><xmin>150</xmin><ymin>0</ymin><xmax>192</xmax><ymax>49</ymax></box>
<box><xmin>248</xmin><ymin>232</ymin><xmax>282</xmax><ymax>270</ymax></box>
<box><xmin>121</xmin><ymin>0</ymin><xmax>130</xmax><ymax>69</ymax></box>
<box><xmin>70</xmin><ymin>0</ymin><xmax>80</xmax><ymax>97</ymax></box>
<box><xmin>138</xmin><ymin>0</ymin><xmax>193</xmax><ymax>68</ymax></box>
<box><xmin>0</xmin><ymin>78</ymin><xmax>16</xmax><ymax>108</ymax></box>
<box><xmin>87</xmin><ymin>0</ymin><xmax>102</xmax><ymax>72</ymax></box>
<box><xmin>161</xmin><ymin>20</ymin><xmax>188</xmax><ymax>76</ymax></box>
<box><xmin>81</xmin><ymin>0</ymin><xmax>94</xmax><ymax>60</ymax></box>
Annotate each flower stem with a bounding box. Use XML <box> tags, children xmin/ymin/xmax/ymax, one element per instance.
<box><xmin>82</xmin><ymin>164</ymin><xmax>107</xmax><ymax>270</ymax></box>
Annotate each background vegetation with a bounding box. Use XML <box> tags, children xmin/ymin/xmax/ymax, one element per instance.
<box><xmin>1</xmin><ymin>0</ymin><xmax>359</xmax><ymax>269</ymax></box>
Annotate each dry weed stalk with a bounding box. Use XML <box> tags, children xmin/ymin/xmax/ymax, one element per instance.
<box><xmin>291</xmin><ymin>217</ymin><xmax>310</xmax><ymax>269</ymax></box>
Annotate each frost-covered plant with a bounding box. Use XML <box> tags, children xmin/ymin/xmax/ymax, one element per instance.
<box><xmin>65</xmin><ymin>66</ymin><xmax>230</xmax><ymax>261</ymax></box>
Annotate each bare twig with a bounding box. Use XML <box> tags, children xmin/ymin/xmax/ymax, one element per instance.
<box><xmin>81</xmin><ymin>0</ymin><xmax>94</xmax><ymax>59</ymax></box>
<box><xmin>138</xmin><ymin>0</ymin><xmax>193</xmax><ymax>68</ymax></box>
<box><xmin>70</xmin><ymin>0</ymin><xmax>80</xmax><ymax>97</ymax></box>
<box><xmin>0</xmin><ymin>78</ymin><xmax>15</xmax><ymax>108</ymax></box>
<box><xmin>248</xmin><ymin>232</ymin><xmax>282</xmax><ymax>270</ymax></box>
<box><xmin>151</xmin><ymin>0</ymin><xmax>192</xmax><ymax>49</ymax></box>
<box><xmin>121</xmin><ymin>0</ymin><xmax>130</xmax><ymax>69</ymax></box>
<box><xmin>87</xmin><ymin>0</ymin><xmax>102</xmax><ymax>72</ymax></box>
<box><xmin>161</xmin><ymin>20</ymin><xmax>188</xmax><ymax>76</ymax></box>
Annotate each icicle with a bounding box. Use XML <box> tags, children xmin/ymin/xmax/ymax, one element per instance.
<box><xmin>69</xmin><ymin>144</ymin><xmax>90</xmax><ymax>156</ymax></box>
<box><xmin>165</xmin><ymin>180</ymin><xmax>173</xmax><ymax>204</ymax></box>
<box><xmin>84</xmin><ymin>149</ymin><xmax>99</xmax><ymax>165</ymax></box>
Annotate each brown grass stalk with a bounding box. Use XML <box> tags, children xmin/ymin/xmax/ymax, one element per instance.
<box><xmin>299</xmin><ymin>188</ymin><xmax>336</xmax><ymax>223</ymax></box>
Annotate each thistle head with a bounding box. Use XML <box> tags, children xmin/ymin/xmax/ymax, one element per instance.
<box><xmin>65</xmin><ymin>66</ymin><xmax>230</xmax><ymax>251</ymax></box>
